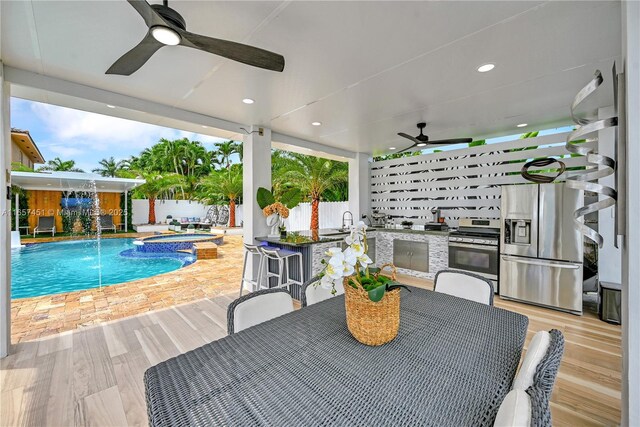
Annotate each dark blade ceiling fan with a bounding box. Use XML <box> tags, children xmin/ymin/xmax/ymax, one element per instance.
<box><xmin>106</xmin><ymin>0</ymin><xmax>285</xmax><ymax>76</ymax></box>
<box><xmin>396</xmin><ymin>122</ymin><xmax>472</xmax><ymax>153</ymax></box>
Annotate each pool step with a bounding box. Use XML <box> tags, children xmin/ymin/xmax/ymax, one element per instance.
<box><xmin>193</xmin><ymin>242</ymin><xmax>218</xmax><ymax>260</ymax></box>
<box><xmin>177</xmin><ymin>249</ymin><xmax>194</xmax><ymax>255</ymax></box>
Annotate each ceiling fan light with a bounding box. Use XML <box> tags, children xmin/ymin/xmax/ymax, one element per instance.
<box><xmin>477</xmin><ymin>63</ymin><xmax>495</xmax><ymax>73</ymax></box>
<box><xmin>151</xmin><ymin>26</ymin><xmax>181</xmax><ymax>46</ymax></box>
<box><xmin>416</xmin><ymin>143</ymin><xmax>427</xmax><ymax>147</ymax></box>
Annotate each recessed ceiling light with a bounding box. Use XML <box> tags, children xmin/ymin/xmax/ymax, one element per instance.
<box><xmin>202</xmin><ymin>125</ymin><xmax>208</xmax><ymax>128</ymax></box>
<box><xmin>416</xmin><ymin>143</ymin><xmax>427</xmax><ymax>147</ymax></box>
<box><xmin>242</xmin><ymin>98</ymin><xmax>255</xmax><ymax>104</ymax></box>
<box><xmin>106</xmin><ymin>104</ymin><xmax>116</xmax><ymax>108</ymax></box>
<box><xmin>151</xmin><ymin>26</ymin><xmax>181</xmax><ymax>46</ymax></box>
<box><xmin>311</xmin><ymin>121</ymin><xmax>322</xmax><ymax>126</ymax></box>
<box><xmin>47</xmin><ymin>183</ymin><xmax>51</xmax><ymax>186</ymax></box>
<box><xmin>517</xmin><ymin>123</ymin><xmax>528</xmax><ymax>128</ymax></box>
<box><xmin>477</xmin><ymin>63</ymin><xmax>495</xmax><ymax>73</ymax></box>
<box><xmin>389</xmin><ymin>147</ymin><xmax>396</xmax><ymax>150</ymax></box>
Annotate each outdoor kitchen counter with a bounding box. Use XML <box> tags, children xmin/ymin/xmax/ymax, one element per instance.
<box><xmin>257</xmin><ymin>228</ymin><xmax>450</xmax><ymax>293</ymax></box>
<box><xmin>374</xmin><ymin>229</ymin><xmax>449</xmax><ymax>280</ymax></box>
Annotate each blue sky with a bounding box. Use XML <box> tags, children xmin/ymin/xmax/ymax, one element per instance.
<box><xmin>10</xmin><ymin>97</ymin><xmax>232</xmax><ymax>172</ymax></box>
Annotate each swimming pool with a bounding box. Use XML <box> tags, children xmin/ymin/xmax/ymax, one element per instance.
<box><xmin>11</xmin><ymin>238</ymin><xmax>194</xmax><ymax>299</ymax></box>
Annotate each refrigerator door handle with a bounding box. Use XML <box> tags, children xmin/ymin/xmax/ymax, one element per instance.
<box><xmin>501</xmin><ymin>256</ymin><xmax>581</xmax><ymax>269</ymax></box>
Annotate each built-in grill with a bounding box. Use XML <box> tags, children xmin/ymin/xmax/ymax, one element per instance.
<box><xmin>448</xmin><ymin>219</ymin><xmax>500</xmax><ymax>292</ymax></box>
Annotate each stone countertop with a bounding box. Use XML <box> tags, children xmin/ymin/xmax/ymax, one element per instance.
<box><xmin>373</xmin><ymin>228</ymin><xmax>450</xmax><ymax>237</ymax></box>
<box><xmin>256</xmin><ymin>229</ymin><xmax>346</xmax><ymax>247</ymax></box>
<box><xmin>256</xmin><ymin>227</ymin><xmax>450</xmax><ymax>247</ymax></box>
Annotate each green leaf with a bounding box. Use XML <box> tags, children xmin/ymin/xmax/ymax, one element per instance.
<box><xmin>256</xmin><ymin>187</ymin><xmax>275</xmax><ymax>209</ymax></box>
<box><xmin>468</xmin><ymin>139</ymin><xmax>486</xmax><ymax>147</ymax></box>
<box><xmin>367</xmin><ymin>284</ymin><xmax>387</xmax><ymax>302</ymax></box>
<box><xmin>281</xmin><ymin>188</ymin><xmax>303</xmax><ymax>209</ymax></box>
<box><xmin>386</xmin><ymin>283</ymin><xmax>411</xmax><ymax>293</ymax></box>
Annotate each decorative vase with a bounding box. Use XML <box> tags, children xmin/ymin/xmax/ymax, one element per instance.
<box><xmin>343</xmin><ymin>274</ymin><xmax>401</xmax><ymax>346</ymax></box>
<box><xmin>266</xmin><ymin>213</ymin><xmax>280</xmax><ymax>237</ymax></box>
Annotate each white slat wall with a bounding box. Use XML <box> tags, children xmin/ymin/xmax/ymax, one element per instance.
<box><xmin>371</xmin><ymin>132</ymin><xmax>595</xmax><ymax>225</ymax></box>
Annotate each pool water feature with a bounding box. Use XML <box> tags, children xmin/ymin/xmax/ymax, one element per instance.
<box><xmin>11</xmin><ymin>239</ymin><xmax>195</xmax><ymax>299</ymax></box>
<box><xmin>135</xmin><ymin>233</ymin><xmax>224</xmax><ymax>253</ymax></box>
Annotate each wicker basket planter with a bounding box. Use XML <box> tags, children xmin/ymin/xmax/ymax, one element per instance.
<box><xmin>343</xmin><ymin>264</ymin><xmax>401</xmax><ymax>346</ymax></box>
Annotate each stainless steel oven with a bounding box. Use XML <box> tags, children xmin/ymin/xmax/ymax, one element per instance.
<box><xmin>448</xmin><ymin>219</ymin><xmax>500</xmax><ymax>291</ymax></box>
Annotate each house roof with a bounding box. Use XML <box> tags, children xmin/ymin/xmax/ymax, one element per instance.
<box><xmin>10</xmin><ymin>171</ymin><xmax>145</xmax><ymax>193</ymax></box>
<box><xmin>10</xmin><ymin>128</ymin><xmax>45</xmax><ymax>164</ymax></box>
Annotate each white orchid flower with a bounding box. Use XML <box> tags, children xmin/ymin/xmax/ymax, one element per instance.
<box><xmin>325</xmin><ymin>263</ymin><xmax>343</xmax><ymax>280</ymax></box>
<box><xmin>343</xmin><ymin>247</ymin><xmax>358</xmax><ymax>266</ymax></box>
<box><xmin>357</xmin><ymin>253</ymin><xmax>373</xmax><ymax>267</ymax></box>
<box><xmin>349</xmin><ymin>241</ymin><xmax>365</xmax><ymax>257</ymax></box>
<box><xmin>342</xmin><ymin>263</ymin><xmax>355</xmax><ymax>276</ymax></box>
<box><xmin>345</xmin><ymin>232</ymin><xmax>363</xmax><ymax>245</ymax></box>
<box><xmin>325</xmin><ymin>247</ymin><xmax>342</xmax><ymax>257</ymax></box>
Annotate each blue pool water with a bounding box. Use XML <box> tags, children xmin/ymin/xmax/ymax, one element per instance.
<box><xmin>11</xmin><ymin>239</ymin><xmax>189</xmax><ymax>299</ymax></box>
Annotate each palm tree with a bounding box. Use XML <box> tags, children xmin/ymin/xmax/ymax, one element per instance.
<box><xmin>92</xmin><ymin>157</ymin><xmax>123</xmax><ymax>177</ymax></box>
<box><xmin>197</xmin><ymin>168</ymin><xmax>243</xmax><ymax>227</ymax></box>
<box><xmin>131</xmin><ymin>171</ymin><xmax>184</xmax><ymax>224</ymax></box>
<box><xmin>213</xmin><ymin>140</ymin><xmax>239</xmax><ymax>169</ymax></box>
<box><xmin>277</xmin><ymin>153</ymin><xmax>348</xmax><ymax>230</ymax></box>
<box><xmin>37</xmin><ymin>157</ymin><xmax>84</xmax><ymax>172</ymax></box>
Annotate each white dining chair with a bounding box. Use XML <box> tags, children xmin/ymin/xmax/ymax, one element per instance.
<box><xmin>301</xmin><ymin>275</ymin><xmax>345</xmax><ymax>307</ymax></box>
<box><xmin>510</xmin><ymin>329</ymin><xmax>565</xmax><ymax>426</ymax></box>
<box><xmin>433</xmin><ymin>269</ymin><xmax>494</xmax><ymax>305</ymax></box>
<box><xmin>226</xmin><ymin>288</ymin><xmax>294</xmax><ymax>334</ymax></box>
<box><xmin>493</xmin><ymin>389</ymin><xmax>531</xmax><ymax>427</ymax></box>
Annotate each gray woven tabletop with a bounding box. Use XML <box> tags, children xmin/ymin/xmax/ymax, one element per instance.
<box><xmin>144</xmin><ymin>287</ymin><xmax>528</xmax><ymax>427</ymax></box>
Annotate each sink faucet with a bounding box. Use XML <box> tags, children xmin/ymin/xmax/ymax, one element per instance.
<box><xmin>342</xmin><ymin>211</ymin><xmax>354</xmax><ymax>230</ymax></box>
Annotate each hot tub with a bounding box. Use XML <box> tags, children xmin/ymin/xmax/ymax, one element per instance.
<box><xmin>135</xmin><ymin>233</ymin><xmax>224</xmax><ymax>253</ymax></box>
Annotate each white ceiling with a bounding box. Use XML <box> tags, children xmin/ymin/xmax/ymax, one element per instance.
<box><xmin>1</xmin><ymin>1</ymin><xmax>622</xmax><ymax>155</ymax></box>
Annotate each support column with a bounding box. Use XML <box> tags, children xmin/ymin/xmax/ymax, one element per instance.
<box><xmin>14</xmin><ymin>193</ymin><xmax>18</xmax><ymax>232</ymax></box>
<box><xmin>124</xmin><ymin>190</ymin><xmax>128</xmax><ymax>233</ymax></box>
<box><xmin>242</xmin><ymin>126</ymin><xmax>271</xmax><ymax>288</ymax></box>
<box><xmin>1</xmin><ymin>64</ymin><xmax>12</xmax><ymax>357</ymax></box>
<box><xmin>348</xmin><ymin>152</ymin><xmax>371</xmax><ymax>224</ymax></box>
<box><xmin>597</xmin><ymin>106</ymin><xmax>621</xmax><ymax>283</ymax></box>
<box><xmin>622</xmin><ymin>1</ymin><xmax>640</xmax><ymax>424</ymax></box>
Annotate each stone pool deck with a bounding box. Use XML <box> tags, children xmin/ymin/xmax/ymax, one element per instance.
<box><xmin>11</xmin><ymin>235</ymin><xmax>244</xmax><ymax>343</ymax></box>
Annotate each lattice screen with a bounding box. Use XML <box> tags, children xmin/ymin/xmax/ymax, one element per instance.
<box><xmin>371</xmin><ymin>131</ymin><xmax>595</xmax><ymax>224</ymax></box>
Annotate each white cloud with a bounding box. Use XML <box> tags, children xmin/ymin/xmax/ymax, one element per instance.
<box><xmin>48</xmin><ymin>145</ymin><xmax>84</xmax><ymax>157</ymax></box>
<box><xmin>30</xmin><ymin>102</ymin><xmax>168</xmax><ymax>150</ymax></box>
<box><xmin>14</xmin><ymin>99</ymin><xmax>239</xmax><ymax>171</ymax></box>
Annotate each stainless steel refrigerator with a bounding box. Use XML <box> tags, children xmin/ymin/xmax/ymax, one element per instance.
<box><xmin>500</xmin><ymin>183</ymin><xmax>584</xmax><ymax>314</ymax></box>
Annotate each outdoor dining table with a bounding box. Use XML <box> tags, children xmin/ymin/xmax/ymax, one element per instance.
<box><xmin>144</xmin><ymin>286</ymin><xmax>529</xmax><ymax>426</ymax></box>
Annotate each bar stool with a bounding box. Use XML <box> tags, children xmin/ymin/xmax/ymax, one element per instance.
<box><xmin>259</xmin><ymin>247</ymin><xmax>304</xmax><ymax>292</ymax></box>
<box><xmin>240</xmin><ymin>243</ymin><xmax>267</xmax><ymax>297</ymax></box>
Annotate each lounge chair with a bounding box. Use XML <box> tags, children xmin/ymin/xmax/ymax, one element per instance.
<box><xmin>217</xmin><ymin>205</ymin><xmax>229</xmax><ymax>226</ymax></box>
<box><xmin>33</xmin><ymin>216</ymin><xmax>56</xmax><ymax>237</ymax></box>
<box><xmin>99</xmin><ymin>215</ymin><xmax>117</xmax><ymax>233</ymax></box>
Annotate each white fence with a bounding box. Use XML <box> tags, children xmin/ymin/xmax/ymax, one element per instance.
<box><xmin>281</xmin><ymin>201</ymin><xmax>349</xmax><ymax>231</ymax></box>
<box><xmin>132</xmin><ymin>199</ymin><xmax>348</xmax><ymax>230</ymax></box>
<box><xmin>371</xmin><ymin>131</ymin><xmax>594</xmax><ymax>225</ymax></box>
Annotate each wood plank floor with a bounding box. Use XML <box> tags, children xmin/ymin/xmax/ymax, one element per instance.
<box><xmin>1</xmin><ymin>278</ymin><xmax>621</xmax><ymax>426</ymax></box>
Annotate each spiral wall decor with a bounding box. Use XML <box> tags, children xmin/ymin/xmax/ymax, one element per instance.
<box><xmin>565</xmin><ymin>69</ymin><xmax>620</xmax><ymax>248</ymax></box>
